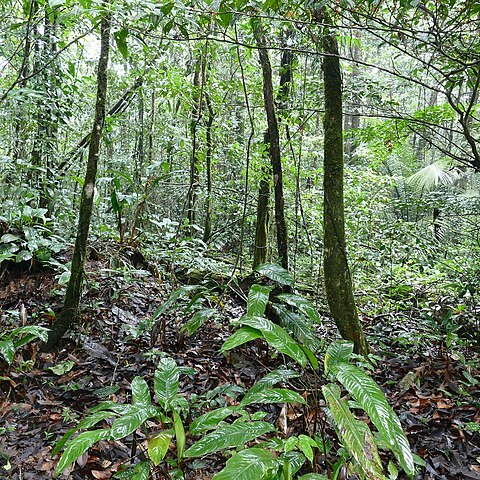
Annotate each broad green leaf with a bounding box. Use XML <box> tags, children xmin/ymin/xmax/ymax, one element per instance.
<box><xmin>190</xmin><ymin>407</ymin><xmax>239</xmax><ymax>435</ymax></box>
<box><xmin>181</xmin><ymin>308</ymin><xmax>216</xmax><ymax>336</ymax></box>
<box><xmin>244</xmin><ymin>369</ymin><xmax>300</xmax><ymax>399</ymax></box>
<box><xmin>114</xmin><ymin>28</ymin><xmax>129</xmax><ymax>60</ymax></box>
<box><xmin>89</xmin><ymin>401</ymin><xmax>132</xmax><ymax>415</ymax></box>
<box><xmin>151</xmin><ymin>286</ymin><xmax>200</xmax><ymax>322</ymax></box>
<box><xmin>52</xmin><ymin>410</ymin><xmax>116</xmax><ymax>456</ymax></box>
<box><xmin>56</xmin><ymin>429</ymin><xmax>112</xmax><ymax>475</ymax></box>
<box><xmin>333</xmin><ymin>363</ymin><xmax>415</xmax><ymax>476</ymax></box>
<box><xmin>147</xmin><ymin>430</ymin><xmax>173</xmax><ymax>466</ymax></box>
<box><xmin>297</xmin><ymin>435</ymin><xmax>317</xmax><ymax>464</ymax></box>
<box><xmin>11</xmin><ymin>325</ymin><xmax>49</xmax><ymax>346</ymax></box>
<box><xmin>0</xmin><ymin>234</ymin><xmax>19</xmax><ymax>243</ymax></box>
<box><xmin>212</xmin><ymin>447</ymin><xmax>279</xmax><ymax>480</ymax></box>
<box><xmin>240</xmin><ymin>388</ymin><xmax>306</xmax><ymax>407</ymax></box>
<box><xmin>323</xmin><ymin>383</ymin><xmax>385</xmax><ymax>480</ymax></box>
<box><xmin>184</xmin><ymin>421</ymin><xmax>275</xmax><ymax>458</ymax></box>
<box><xmin>234</xmin><ymin>316</ymin><xmax>307</xmax><ymax>367</ymax></box>
<box><xmin>324</xmin><ymin>340</ymin><xmax>354</xmax><ymax>374</ymax></box>
<box><xmin>220</xmin><ymin>326</ymin><xmax>263</xmax><ymax>352</ymax></box>
<box><xmin>247</xmin><ymin>284</ymin><xmax>273</xmax><ymax>316</ymax></box>
<box><xmin>284</xmin><ymin>436</ymin><xmax>298</xmax><ymax>453</ymax></box>
<box><xmin>154</xmin><ymin>357</ymin><xmax>179</xmax><ymax>411</ymax></box>
<box><xmin>0</xmin><ymin>339</ymin><xmax>15</xmax><ymax>364</ymax></box>
<box><xmin>173</xmin><ymin>411</ymin><xmax>186</xmax><ymax>459</ymax></box>
<box><xmin>114</xmin><ymin>461</ymin><xmax>150</xmax><ymax>479</ymax></box>
<box><xmin>273</xmin><ymin>304</ymin><xmax>323</xmax><ymax>353</ymax></box>
<box><xmin>277</xmin><ymin>294</ymin><xmax>321</xmax><ymax>324</ymax></box>
<box><xmin>254</xmin><ymin>263</ymin><xmax>293</xmax><ymax>287</ymax></box>
<box><xmin>131</xmin><ymin>376</ymin><xmax>151</xmax><ymax>405</ymax></box>
<box><xmin>111</xmin><ymin>405</ymin><xmax>159</xmax><ymax>439</ymax></box>
<box><xmin>49</xmin><ymin>360</ymin><xmax>74</xmax><ymax>375</ymax></box>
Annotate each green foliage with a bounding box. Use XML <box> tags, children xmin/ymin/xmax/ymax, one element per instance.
<box><xmin>54</xmin><ymin>357</ymin><xmax>189</xmax><ymax>477</ymax></box>
<box><xmin>0</xmin><ymin>325</ymin><xmax>49</xmax><ymax>365</ymax></box>
<box><xmin>255</xmin><ymin>263</ymin><xmax>294</xmax><ymax>287</ymax></box>
<box><xmin>324</xmin><ymin>341</ymin><xmax>415</xmax><ymax>478</ymax></box>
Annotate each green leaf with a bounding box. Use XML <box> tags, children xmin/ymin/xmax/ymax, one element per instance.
<box><xmin>234</xmin><ymin>316</ymin><xmax>307</xmax><ymax>367</ymax></box>
<box><xmin>147</xmin><ymin>430</ymin><xmax>173</xmax><ymax>466</ymax></box>
<box><xmin>184</xmin><ymin>421</ymin><xmax>275</xmax><ymax>458</ymax></box>
<box><xmin>240</xmin><ymin>388</ymin><xmax>306</xmax><ymax>407</ymax></box>
<box><xmin>190</xmin><ymin>407</ymin><xmax>239</xmax><ymax>435</ymax></box>
<box><xmin>324</xmin><ymin>340</ymin><xmax>354</xmax><ymax>374</ymax></box>
<box><xmin>114</xmin><ymin>460</ymin><xmax>150</xmax><ymax>479</ymax></box>
<box><xmin>273</xmin><ymin>304</ymin><xmax>323</xmax><ymax>353</ymax></box>
<box><xmin>181</xmin><ymin>308</ymin><xmax>216</xmax><ymax>336</ymax></box>
<box><xmin>0</xmin><ymin>339</ymin><xmax>15</xmax><ymax>364</ymax></box>
<box><xmin>254</xmin><ymin>263</ymin><xmax>293</xmax><ymax>286</ymax></box>
<box><xmin>11</xmin><ymin>325</ymin><xmax>49</xmax><ymax>345</ymax></box>
<box><xmin>333</xmin><ymin>363</ymin><xmax>415</xmax><ymax>476</ymax></box>
<box><xmin>247</xmin><ymin>284</ymin><xmax>273</xmax><ymax>316</ymax></box>
<box><xmin>277</xmin><ymin>294</ymin><xmax>321</xmax><ymax>324</ymax></box>
<box><xmin>323</xmin><ymin>383</ymin><xmax>385</xmax><ymax>480</ymax></box>
<box><xmin>154</xmin><ymin>357</ymin><xmax>179</xmax><ymax>411</ymax></box>
<box><xmin>56</xmin><ymin>429</ymin><xmax>112</xmax><ymax>475</ymax></box>
<box><xmin>297</xmin><ymin>435</ymin><xmax>317</xmax><ymax>464</ymax></box>
<box><xmin>245</xmin><ymin>369</ymin><xmax>300</xmax><ymax>399</ymax></box>
<box><xmin>49</xmin><ymin>360</ymin><xmax>74</xmax><ymax>375</ymax></box>
<box><xmin>0</xmin><ymin>234</ymin><xmax>19</xmax><ymax>243</ymax></box>
<box><xmin>284</xmin><ymin>436</ymin><xmax>298</xmax><ymax>453</ymax></box>
<box><xmin>151</xmin><ymin>285</ymin><xmax>200</xmax><ymax>321</ymax></box>
<box><xmin>173</xmin><ymin>411</ymin><xmax>186</xmax><ymax>459</ymax></box>
<box><xmin>114</xmin><ymin>28</ymin><xmax>129</xmax><ymax>60</ymax></box>
<box><xmin>212</xmin><ymin>447</ymin><xmax>279</xmax><ymax>480</ymax></box>
<box><xmin>220</xmin><ymin>326</ymin><xmax>263</xmax><ymax>352</ymax></box>
<box><xmin>111</xmin><ymin>405</ymin><xmax>159</xmax><ymax>439</ymax></box>
<box><xmin>131</xmin><ymin>376</ymin><xmax>151</xmax><ymax>405</ymax></box>
<box><xmin>52</xmin><ymin>410</ymin><xmax>116</xmax><ymax>457</ymax></box>
<box><xmin>297</xmin><ymin>474</ymin><xmax>328</xmax><ymax>480</ymax></box>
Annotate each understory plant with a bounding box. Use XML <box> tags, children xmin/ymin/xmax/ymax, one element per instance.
<box><xmin>53</xmin><ymin>358</ymin><xmax>308</xmax><ymax>479</ymax></box>
<box><xmin>214</xmin><ymin>263</ymin><xmax>419</xmax><ymax>479</ymax></box>
<box><xmin>0</xmin><ymin>325</ymin><xmax>49</xmax><ymax>366</ymax></box>
<box><xmin>54</xmin><ymin>264</ymin><xmax>420</xmax><ymax>479</ymax></box>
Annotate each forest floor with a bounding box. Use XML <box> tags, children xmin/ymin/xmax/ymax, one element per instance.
<box><xmin>0</xmin><ymin>246</ymin><xmax>479</xmax><ymax>480</ymax></box>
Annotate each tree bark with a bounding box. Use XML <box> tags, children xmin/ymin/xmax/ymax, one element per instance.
<box><xmin>316</xmin><ymin>9</ymin><xmax>369</xmax><ymax>355</ymax></box>
<box><xmin>44</xmin><ymin>3</ymin><xmax>111</xmax><ymax>350</ymax></box>
<box><xmin>253</xmin><ymin>20</ymin><xmax>289</xmax><ymax>270</ymax></box>
<box><xmin>203</xmin><ymin>91</ymin><xmax>215</xmax><ymax>244</ymax></box>
<box><xmin>253</xmin><ymin>132</ymin><xmax>271</xmax><ymax>268</ymax></box>
<box><xmin>186</xmin><ymin>53</ymin><xmax>205</xmax><ymax>231</ymax></box>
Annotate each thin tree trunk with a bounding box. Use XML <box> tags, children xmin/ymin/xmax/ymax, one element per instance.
<box><xmin>253</xmin><ymin>20</ymin><xmax>289</xmax><ymax>270</ymax></box>
<box><xmin>203</xmin><ymin>91</ymin><xmax>215</xmax><ymax>243</ymax></box>
<box><xmin>44</xmin><ymin>3</ymin><xmax>111</xmax><ymax>350</ymax></box>
<box><xmin>253</xmin><ymin>132</ymin><xmax>271</xmax><ymax>268</ymax></box>
<box><xmin>186</xmin><ymin>53</ymin><xmax>205</xmax><ymax>230</ymax></box>
<box><xmin>316</xmin><ymin>8</ymin><xmax>369</xmax><ymax>355</ymax></box>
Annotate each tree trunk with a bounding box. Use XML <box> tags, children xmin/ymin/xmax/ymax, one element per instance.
<box><xmin>253</xmin><ymin>20</ymin><xmax>289</xmax><ymax>270</ymax></box>
<box><xmin>316</xmin><ymin>9</ymin><xmax>369</xmax><ymax>355</ymax></box>
<box><xmin>186</xmin><ymin>53</ymin><xmax>205</xmax><ymax>231</ymax></box>
<box><xmin>203</xmin><ymin>91</ymin><xmax>215</xmax><ymax>244</ymax></box>
<box><xmin>253</xmin><ymin>132</ymin><xmax>271</xmax><ymax>268</ymax></box>
<box><xmin>44</xmin><ymin>3</ymin><xmax>111</xmax><ymax>350</ymax></box>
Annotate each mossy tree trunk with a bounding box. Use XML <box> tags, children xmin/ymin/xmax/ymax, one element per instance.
<box><xmin>253</xmin><ymin>20</ymin><xmax>289</xmax><ymax>270</ymax></box>
<box><xmin>253</xmin><ymin>131</ymin><xmax>271</xmax><ymax>268</ymax></box>
<box><xmin>44</xmin><ymin>3</ymin><xmax>111</xmax><ymax>350</ymax></box>
<box><xmin>316</xmin><ymin>9</ymin><xmax>369</xmax><ymax>355</ymax></box>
